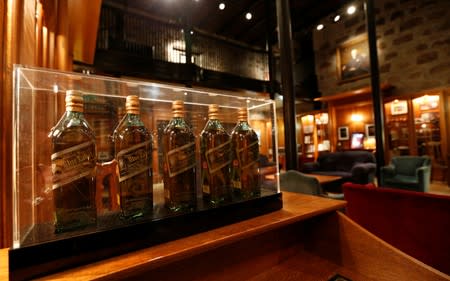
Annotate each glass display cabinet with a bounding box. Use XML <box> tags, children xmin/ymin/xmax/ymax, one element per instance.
<box><xmin>10</xmin><ymin>65</ymin><xmax>281</xmax><ymax>279</ymax></box>
<box><xmin>298</xmin><ymin>112</ymin><xmax>329</xmax><ymax>163</ymax></box>
<box><xmin>384</xmin><ymin>99</ymin><xmax>412</xmax><ymax>157</ymax></box>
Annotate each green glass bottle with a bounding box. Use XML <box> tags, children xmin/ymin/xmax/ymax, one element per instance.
<box><xmin>231</xmin><ymin>108</ymin><xmax>261</xmax><ymax>199</ymax></box>
<box><xmin>162</xmin><ymin>100</ymin><xmax>197</xmax><ymax>212</ymax></box>
<box><xmin>49</xmin><ymin>90</ymin><xmax>97</xmax><ymax>233</ymax></box>
<box><xmin>112</xmin><ymin>95</ymin><xmax>153</xmax><ymax>220</ymax></box>
<box><xmin>200</xmin><ymin>104</ymin><xmax>232</xmax><ymax>206</ymax></box>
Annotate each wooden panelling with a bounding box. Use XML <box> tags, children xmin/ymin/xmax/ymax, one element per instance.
<box><xmin>0</xmin><ymin>0</ymin><xmax>5</xmax><ymax>251</ymax></box>
<box><xmin>68</xmin><ymin>0</ymin><xmax>102</xmax><ymax>64</ymax></box>
<box><xmin>1</xmin><ymin>0</ymin><xmax>95</xmax><ymax>248</ymax></box>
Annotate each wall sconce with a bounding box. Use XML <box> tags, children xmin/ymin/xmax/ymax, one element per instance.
<box><xmin>351</xmin><ymin>113</ymin><xmax>363</xmax><ymax>122</ymax></box>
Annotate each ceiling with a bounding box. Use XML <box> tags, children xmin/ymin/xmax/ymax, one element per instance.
<box><xmin>107</xmin><ymin>0</ymin><xmax>353</xmax><ymax>49</ymax></box>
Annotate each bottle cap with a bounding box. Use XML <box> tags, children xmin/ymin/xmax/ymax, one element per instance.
<box><xmin>65</xmin><ymin>90</ymin><xmax>84</xmax><ymax>112</ymax></box>
<box><xmin>172</xmin><ymin>100</ymin><xmax>184</xmax><ymax>118</ymax></box>
<box><xmin>208</xmin><ymin>104</ymin><xmax>219</xmax><ymax>120</ymax></box>
<box><xmin>125</xmin><ymin>95</ymin><xmax>140</xmax><ymax>114</ymax></box>
<box><xmin>237</xmin><ymin>108</ymin><xmax>248</xmax><ymax>121</ymax></box>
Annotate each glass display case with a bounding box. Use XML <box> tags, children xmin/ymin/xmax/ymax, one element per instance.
<box><xmin>10</xmin><ymin>65</ymin><xmax>280</xmax><ymax>278</ymax></box>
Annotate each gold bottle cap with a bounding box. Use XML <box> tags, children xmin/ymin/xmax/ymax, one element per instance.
<box><xmin>65</xmin><ymin>90</ymin><xmax>84</xmax><ymax>112</ymax></box>
<box><xmin>172</xmin><ymin>100</ymin><xmax>184</xmax><ymax>118</ymax></box>
<box><xmin>237</xmin><ymin>107</ymin><xmax>248</xmax><ymax>121</ymax></box>
<box><xmin>208</xmin><ymin>104</ymin><xmax>219</xmax><ymax>120</ymax></box>
<box><xmin>125</xmin><ymin>95</ymin><xmax>140</xmax><ymax>114</ymax></box>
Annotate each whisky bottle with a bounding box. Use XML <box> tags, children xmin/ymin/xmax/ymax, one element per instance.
<box><xmin>200</xmin><ymin>104</ymin><xmax>232</xmax><ymax>206</ymax></box>
<box><xmin>162</xmin><ymin>100</ymin><xmax>197</xmax><ymax>212</ymax></box>
<box><xmin>112</xmin><ymin>95</ymin><xmax>153</xmax><ymax>219</ymax></box>
<box><xmin>231</xmin><ymin>108</ymin><xmax>261</xmax><ymax>199</ymax></box>
<box><xmin>49</xmin><ymin>90</ymin><xmax>97</xmax><ymax>233</ymax></box>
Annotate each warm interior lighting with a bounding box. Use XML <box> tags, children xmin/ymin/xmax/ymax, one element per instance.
<box><xmin>347</xmin><ymin>5</ymin><xmax>356</xmax><ymax>15</ymax></box>
<box><xmin>219</xmin><ymin>3</ymin><xmax>225</xmax><ymax>10</ymax></box>
<box><xmin>333</xmin><ymin>15</ymin><xmax>341</xmax><ymax>22</ymax></box>
<box><xmin>351</xmin><ymin>113</ymin><xmax>363</xmax><ymax>122</ymax></box>
<box><xmin>245</xmin><ymin>12</ymin><xmax>252</xmax><ymax>20</ymax></box>
<box><xmin>316</xmin><ymin>113</ymin><xmax>329</xmax><ymax>125</ymax></box>
<box><xmin>316</xmin><ymin>24</ymin><xmax>324</xmax><ymax>31</ymax></box>
<box><xmin>364</xmin><ymin>137</ymin><xmax>376</xmax><ymax>150</ymax></box>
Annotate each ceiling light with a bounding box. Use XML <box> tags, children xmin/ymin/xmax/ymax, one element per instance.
<box><xmin>219</xmin><ymin>3</ymin><xmax>225</xmax><ymax>10</ymax></box>
<box><xmin>316</xmin><ymin>24</ymin><xmax>324</xmax><ymax>31</ymax></box>
<box><xmin>245</xmin><ymin>12</ymin><xmax>252</xmax><ymax>20</ymax></box>
<box><xmin>333</xmin><ymin>15</ymin><xmax>341</xmax><ymax>22</ymax></box>
<box><xmin>190</xmin><ymin>30</ymin><xmax>194</xmax><ymax>35</ymax></box>
<box><xmin>347</xmin><ymin>5</ymin><xmax>356</xmax><ymax>15</ymax></box>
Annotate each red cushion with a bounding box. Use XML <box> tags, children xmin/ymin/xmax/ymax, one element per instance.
<box><xmin>343</xmin><ymin>182</ymin><xmax>450</xmax><ymax>275</ymax></box>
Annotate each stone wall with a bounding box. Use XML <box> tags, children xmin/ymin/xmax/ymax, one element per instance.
<box><xmin>313</xmin><ymin>0</ymin><xmax>450</xmax><ymax>96</ymax></box>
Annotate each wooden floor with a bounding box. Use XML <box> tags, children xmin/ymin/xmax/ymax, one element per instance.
<box><xmin>429</xmin><ymin>181</ymin><xmax>450</xmax><ymax>196</ymax></box>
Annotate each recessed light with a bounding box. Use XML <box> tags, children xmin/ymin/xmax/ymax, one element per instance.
<box><xmin>245</xmin><ymin>12</ymin><xmax>252</xmax><ymax>20</ymax></box>
<box><xmin>316</xmin><ymin>24</ymin><xmax>324</xmax><ymax>31</ymax></box>
<box><xmin>333</xmin><ymin>15</ymin><xmax>341</xmax><ymax>22</ymax></box>
<box><xmin>190</xmin><ymin>30</ymin><xmax>194</xmax><ymax>35</ymax></box>
<box><xmin>347</xmin><ymin>5</ymin><xmax>356</xmax><ymax>15</ymax></box>
<box><xmin>219</xmin><ymin>3</ymin><xmax>225</xmax><ymax>10</ymax></box>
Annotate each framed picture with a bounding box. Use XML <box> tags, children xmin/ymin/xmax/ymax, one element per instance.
<box><xmin>336</xmin><ymin>35</ymin><xmax>370</xmax><ymax>83</ymax></box>
<box><xmin>338</xmin><ymin>126</ymin><xmax>349</xmax><ymax>140</ymax></box>
<box><xmin>391</xmin><ymin>100</ymin><xmax>408</xmax><ymax>115</ymax></box>
<box><xmin>365</xmin><ymin>124</ymin><xmax>375</xmax><ymax>137</ymax></box>
<box><xmin>350</xmin><ymin>132</ymin><xmax>365</xmax><ymax>149</ymax></box>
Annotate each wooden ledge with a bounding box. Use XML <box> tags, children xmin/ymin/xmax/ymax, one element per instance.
<box><xmin>2</xmin><ymin>193</ymin><xmax>343</xmax><ymax>281</ymax></box>
<box><xmin>314</xmin><ymin>83</ymin><xmax>394</xmax><ymax>102</ymax></box>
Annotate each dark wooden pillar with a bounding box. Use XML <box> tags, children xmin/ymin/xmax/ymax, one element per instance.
<box><xmin>365</xmin><ymin>0</ymin><xmax>385</xmax><ymax>179</ymax></box>
<box><xmin>276</xmin><ymin>0</ymin><xmax>298</xmax><ymax>171</ymax></box>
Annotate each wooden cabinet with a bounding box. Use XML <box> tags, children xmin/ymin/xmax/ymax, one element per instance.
<box><xmin>297</xmin><ymin>112</ymin><xmax>330</xmax><ymax>162</ymax></box>
<box><xmin>384</xmin><ymin>91</ymin><xmax>447</xmax><ymax>181</ymax></box>
<box><xmin>384</xmin><ymin>99</ymin><xmax>414</xmax><ymax>157</ymax></box>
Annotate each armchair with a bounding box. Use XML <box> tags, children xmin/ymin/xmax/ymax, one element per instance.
<box><xmin>280</xmin><ymin>170</ymin><xmax>344</xmax><ymax>199</ymax></box>
<box><xmin>380</xmin><ymin>156</ymin><xmax>431</xmax><ymax>192</ymax></box>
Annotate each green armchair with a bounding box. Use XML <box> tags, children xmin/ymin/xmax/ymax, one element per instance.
<box><xmin>380</xmin><ymin>156</ymin><xmax>431</xmax><ymax>192</ymax></box>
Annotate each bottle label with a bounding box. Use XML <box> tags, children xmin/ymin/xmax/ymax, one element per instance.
<box><xmin>236</xmin><ymin>140</ymin><xmax>259</xmax><ymax>169</ymax></box>
<box><xmin>166</xmin><ymin>141</ymin><xmax>196</xmax><ymax>177</ymax></box>
<box><xmin>116</xmin><ymin>140</ymin><xmax>152</xmax><ymax>182</ymax></box>
<box><xmin>51</xmin><ymin>141</ymin><xmax>96</xmax><ymax>190</ymax></box>
<box><xmin>205</xmin><ymin>140</ymin><xmax>232</xmax><ymax>174</ymax></box>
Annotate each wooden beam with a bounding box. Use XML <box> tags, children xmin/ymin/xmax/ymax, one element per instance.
<box><xmin>68</xmin><ymin>0</ymin><xmax>101</xmax><ymax>64</ymax></box>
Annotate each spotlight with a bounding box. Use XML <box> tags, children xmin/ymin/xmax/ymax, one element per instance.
<box><xmin>245</xmin><ymin>12</ymin><xmax>252</xmax><ymax>20</ymax></box>
<box><xmin>316</xmin><ymin>24</ymin><xmax>324</xmax><ymax>31</ymax></box>
<box><xmin>347</xmin><ymin>5</ymin><xmax>356</xmax><ymax>15</ymax></box>
<box><xmin>219</xmin><ymin>3</ymin><xmax>225</xmax><ymax>10</ymax></box>
<box><xmin>333</xmin><ymin>15</ymin><xmax>341</xmax><ymax>22</ymax></box>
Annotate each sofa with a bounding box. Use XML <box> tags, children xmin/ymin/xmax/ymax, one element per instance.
<box><xmin>302</xmin><ymin>150</ymin><xmax>376</xmax><ymax>184</ymax></box>
<box><xmin>343</xmin><ymin>182</ymin><xmax>450</xmax><ymax>275</ymax></box>
<box><xmin>380</xmin><ymin>155</ymin><xmax>431</xmax><ymax>192</ymax></box>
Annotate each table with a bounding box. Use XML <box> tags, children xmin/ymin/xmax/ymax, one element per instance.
<box><xmin>306</xmin><ymin>173</ymin><xmax>343</xmax><ymax>185</ymax></box>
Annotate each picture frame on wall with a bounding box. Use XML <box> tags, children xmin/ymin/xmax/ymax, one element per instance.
<box><xmin>338</xmin><ymin>126</ymin><xmax>349</xmax><ymax>140</ymax></box>
<box><xmin>336</xmin><ymin>34</ymin><xmax>370</xmax><ymax>83</ymax></box>
<box><xmin>391</xmin><ymin>100</ymin><xmax>408</xmax><ymax>115</ymax></box>
<box><xmin>365</xmin><ymin>124</ymin><xmax>375</xmax><ymax>137</ymax></box>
